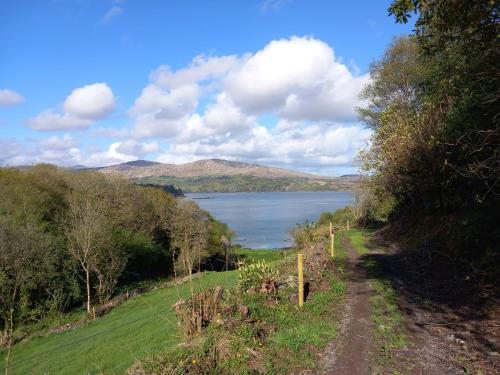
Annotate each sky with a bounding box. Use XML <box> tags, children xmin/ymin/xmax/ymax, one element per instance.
<box><xmin>0</xmin><ymin>0</ymin><xmax>413</xmax><ymax>175</ymax></box>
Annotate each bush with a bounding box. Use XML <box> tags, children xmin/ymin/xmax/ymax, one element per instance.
<box><xmin>290</xmin><ymin>221</ymin><xmax>318</xmax><ymax>251</ymax></box>
<box><xmin>317</xmin><ymin>206</ymin><xmax>354</xmax><ymax>227</ymax></box>
<box><xmin>237</xmin><ymin>260</ymin><xmax>279</xmax><ymax>294</ymax></box>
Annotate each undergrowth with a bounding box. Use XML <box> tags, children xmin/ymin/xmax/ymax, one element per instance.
<box><xmin>132</xmin><ymin>228</ymin><xmax>347</xmax><ymax>375</ymax></box>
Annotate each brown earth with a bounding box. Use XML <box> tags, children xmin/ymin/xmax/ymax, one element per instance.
<box><xmin>321</xmin><ymin>234</ymin><xmax>374</xmax><ymax>375</ymax></box>
<box><xmin>316</xmin><ymin>233</ymin><xmax>499</xmax><ymax>374</ymax></box>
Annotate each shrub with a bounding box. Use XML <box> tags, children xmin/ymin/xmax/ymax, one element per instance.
<box><xmin>290</xmin><ymin>221</ymin><xmax>317</xmax><ymax>250</ymax></box>
<box><xmin>237</xmin><ymin>260</ymin><xmax>279</xmax><ymax>294</ymax></box>
<box><xmin>317</xmin><ymin>206</ymin><xmax>354</xmax><ymax>227</ymax></box>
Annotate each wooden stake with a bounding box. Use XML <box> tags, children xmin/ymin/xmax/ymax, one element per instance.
<box><xmin>298</xmin><ymin>253</ymin><xmax>304</xmax><ymax>307</ymax></box>
<box><xmin>347</xmin><ymin>220</ymin><xmax>350</xmax><ymax>231</ymax></box>
<box><xmin>330</xmin><ymin>232</ymin><xmax>335</xmax><ymax>258</ymax></box>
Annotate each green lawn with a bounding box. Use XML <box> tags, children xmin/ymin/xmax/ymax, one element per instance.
<box><xmin>235</xmin><ymin>248</ymin><xmax>292</xmax><ymax>264</ymax></box>
<box><xmin>1</xmin><ymin>272</ymin><xmax>236</xmax><ymax>375</ymax></box>
<box><xmin>1</xmin><ymin>249</ymin><xmax>281</xmax><ymax>375</ymax></box>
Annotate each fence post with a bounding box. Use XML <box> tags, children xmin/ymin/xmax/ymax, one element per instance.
<box><xmin>347</xmin><ymin>220</ymin><xmax>350</xmax><ymax>231</ymax></box>
<box><xmin>298</xmin><ymin>253</ymin><xmax>304</xmax><ymax>307</ymax></box>
<box><xmin>331</xmin><ymin>232</ymin><xmax>335</xmax><ymax>258</ymax></box>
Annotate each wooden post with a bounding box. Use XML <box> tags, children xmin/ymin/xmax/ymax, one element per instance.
<box><xmin>329</xmin><ymin>221</ymin><xmax>332</xmax><ymax>236</ymax></box>
<box><xmin>347</xmin><ymin>220</ymin><xmax>350</xmax><ymax>231</ymax></box>
<box><xmin>330</xmin><ymin>232</ymin><xmax>335</xmax><ymax>258</ymax></box>
<box><xmin>298</xmin><ymin>253</ymin><xmax>304</xmax><ymax>307</ymax></box>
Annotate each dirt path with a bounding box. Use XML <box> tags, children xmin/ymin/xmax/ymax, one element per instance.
<box><xmin>319</xmin><ymin>232</ymin><xmax>478</xmax><ymax>375</ymax></box>
<box><xmin>322</xmin><ymin>235</ymin><xmax>374</xmax><ymax>375</ymax></box>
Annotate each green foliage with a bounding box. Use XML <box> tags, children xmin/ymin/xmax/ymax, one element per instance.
<box><xmin>0</xmin><ymin>165</ymin><xmax>235</xmax><ymax>332</ymax></box>
<box><xmin>237</xmin><ymin>260</ymin><xmax>279</xmax><ymax>293</ymax></box>
<box><xmin>235</xmin><ymin>248</ymin><xmax>288</xmax><ymax>265</ymax></box>
<box><xmin>317</xmin><ymin>206</ymin><xmax>354</xmax><ymax>226</ymax></box>
<box><xmin>358</xmin><ymin>0</ymin><xmax>499</xmax><ymax>261</ymax></box>
<box><xmin>290</xmin><ymin>221</ymin><xmax>317</xmax><ymax>250</ymax></box>
<box><xmin>135</xmin><ymin>175</ymin><xmax>356</xmax><ymax>193</ymax></box>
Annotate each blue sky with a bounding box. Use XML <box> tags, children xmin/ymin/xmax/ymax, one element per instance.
<box><xmin>0</xmin><ymin>0</ymin><xmax>413</xmax><ymax>175</ymax></box>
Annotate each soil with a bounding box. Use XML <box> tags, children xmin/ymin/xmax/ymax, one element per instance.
<box><xmin>322</xmin><ymin>235</ymin><xmax>374</xmax><ymax>375</ymax></box>
<box><xmin>317</xmin><ymin>232</ymin><xmax>499</xmax><ymax>374</ymax></box>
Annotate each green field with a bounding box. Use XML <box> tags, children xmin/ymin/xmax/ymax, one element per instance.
<box><xmin>1</xmin><ymin>249</ymin><xmax>282</xmax><ymax>374</ymax></box>
<box><xmin>235</xmin><ymin>247</ymin><xmax>292</xmax><ymax>264</ymax></box>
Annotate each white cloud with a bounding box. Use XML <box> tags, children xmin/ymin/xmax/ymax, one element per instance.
<box><xmin>26</xmin><ymin>110</ymin><xmax>93</xmax><ymax>131</ymax></box>
<box><xmin>150</xmin><ymin>55</ymin><xmax>240</xmax><ymax>89</ymax></box>
<box><xmin>0</xmin><ymin>137</ymin><xmax>161</xmax><ymax>168</ymax></box>
<box><xmin>129</xmin><ymin>84</ymin><xmax>199</xmax><ymax>118</ymax></box>
<box><xmin>101</xmin><ymin>6</ymin><xmax>123</xmax><ymax>24</ymax></box>
<box><xmin>157</xmin><ymin>122</ymin><xmax>371</xmax><ymax>175</ymax></box>
<box><xmin>39</xmin><ymin>134</ymin><xmax>78</xmax><ymax>150</ymax></box>
<box><xmin>115</xmin><ymin>140</ymin><xmax>159</xmax><ymax>156</ymax></box>
<box><xmin>63</xmin><ymin>83</ymin><xmax>115</xmax><ymax>119</ymax></box>
<box><xmin>10</xmin><ymin>36</ymin><xmax>371</xmax><ymax>174</ymax></box>
<box><xmin>26</xmin><ymin>83</ymin><xmax>115</xmax><ymax>131</ymax></box>
<box><xmin>224</xmin><ymin>36</ymin><xmax>369</xmax><ymax>121</ymax></box>
<box><xmin>0</xmin><ymin>89</ymin><xmax>24</xmax><ymax>106</ymax></box>
<box><xmin>123</xmin><ymin>36</ymin><xmax>371</xmax><ymax>174</ymax></box>
<box><xmin>177</xmin><ymin>93</ymin><xmax>256</xmax><ymax>143</ymax></box>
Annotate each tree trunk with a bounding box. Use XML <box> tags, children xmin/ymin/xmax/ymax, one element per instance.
<box><xmin>85</xmin><ymin>268</ymin><xmax>91</xmax><ymax>314</ymax></box>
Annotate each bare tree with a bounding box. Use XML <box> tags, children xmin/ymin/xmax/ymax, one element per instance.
<box><xmin>65</xmin><ymin>175</ymin><xmax>110</xmax><ymax>314</ymax></box>
<box><xmin>169</xmin><ymin>200</ymin><xmax>208</xmax><ymax>297</ymax></box>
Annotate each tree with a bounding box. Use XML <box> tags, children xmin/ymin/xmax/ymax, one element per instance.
<box><xmin>65</xmin><ymin>173</ymin><xmax>114</xmax><ymax>314</ymax></box>
<box><xmin>169</xmin><ymin>200</ymin><xmax>209</xmax><ymax>296</ymax></box>
<box><xmin>388</xmin><ymin>0</ymin><xmax>500</xmax><ymax>202</ymax></box>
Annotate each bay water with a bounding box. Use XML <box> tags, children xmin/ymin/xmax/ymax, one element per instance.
<box><xmin>186</xmin><ymin>191</ymin><xmax>354</xmax><ymax>249</ymax></box>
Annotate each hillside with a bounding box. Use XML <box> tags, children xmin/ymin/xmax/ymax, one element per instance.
<box><xmin>99</xmin><ymin>159</ymin><xmax>357</xmax><ymax>192</ymax></box>
<box><xmin>99</xmin><ymin>159</ymin><xmax>319</xmax><ymax>179</ymax></box>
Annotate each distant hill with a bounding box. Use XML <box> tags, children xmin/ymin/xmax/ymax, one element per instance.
<box><xmin>98</xmin><ymin>159</ymin><xmax>358</xmax><ymax>192</ymax></box>
<box><xmin>100</xmin><ymin>159</ymin><xmax>318</xmax><ymax>179</ymax></box>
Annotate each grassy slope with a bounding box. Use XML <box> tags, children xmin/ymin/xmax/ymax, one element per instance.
<box><xmin>137</xmin><ymin>234</ymin><xmax>347</xmax><ymax>374</ymax></box>
<box><xmin>1</xmin><ymin>249</ymin><xmax>281</xmax><ymax>375</ymax></box>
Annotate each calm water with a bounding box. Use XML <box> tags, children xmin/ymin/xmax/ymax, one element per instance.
<box><xmin>186</xmin><ymin>191</ymin><xmax>354</xmax><ymax>249</ymax></box>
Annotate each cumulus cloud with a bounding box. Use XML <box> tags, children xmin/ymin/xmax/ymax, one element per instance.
<box><xmin>0</xmin><ymin>89</ymin><xmax>24</xmax><ymax>106</ymax></box>
<box><xmin>156</xmin><ymin>122</ymin><xmax>371</xmax><ymax>175</ymax></box>
<box><xmin>0</xmin><ymin>136</ymin><xmax>161</xmax><ymax>168</ymax></box>
<box><xmin>123</xmin><ymin>36</ymin><xmax>371</xmax><ymax>173</ymax></box>
<box><xmin>224</xmin><ymin>37</ymin><xmax>369</xmax><ymax>121</ymax></box>
<box><xmin>26</xmin><ymin>83</ymin><xmax>115</xmax><ymax>131</ymax></box>
<box><xmin>129</xmin><ymin>55</ymin><xmax>241</xmax><ymax>139</ymax></box>
<box><xmin>115</xmin><ymin>140</ymin><xmax>159</xmax><ymax>156</ymax></box>
<box><xmin>63</xmin><ymin>83</ymin><xmax>115</xmax><ymax>119</ymax></box>
<box><xmin>11</xmin><ymin>37</ymin><xmax>371</xmax><ymax>174</ymax></box>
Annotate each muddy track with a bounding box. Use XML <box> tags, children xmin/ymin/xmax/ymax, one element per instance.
<box><xmin>322</xmin><ymin>235</ymin><xmax>374</xmax><ymax>375</ymax></box>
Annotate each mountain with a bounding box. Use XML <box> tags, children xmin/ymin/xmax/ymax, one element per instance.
<box><xmin>99</xmin><ymin>159</ymin><xmax>358</xmax><ymax>192</ymax></box>
<box><xmin>100</xmin><ymin>158</ymin><xmax>322</xmax><ymax>179</ymax></box>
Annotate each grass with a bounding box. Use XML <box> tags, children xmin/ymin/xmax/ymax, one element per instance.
<box><xmin>345</xmin><ymin>229</ymin><xmax>407</xmax><ymax>371</ymax></box>
<box><xmin>235</xmin><ymin>248</ymin><xmax>291</xmax><ymax>264</ymax></box>
<box><xmin>1</xmin><ymin>249</ymin><xmax>280</xmax><ymax>375</ymax></box>
<box><xmin>136</xmin><ymin>242</ymin><xmax>347</xmax><ymax>374</ymax></box>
